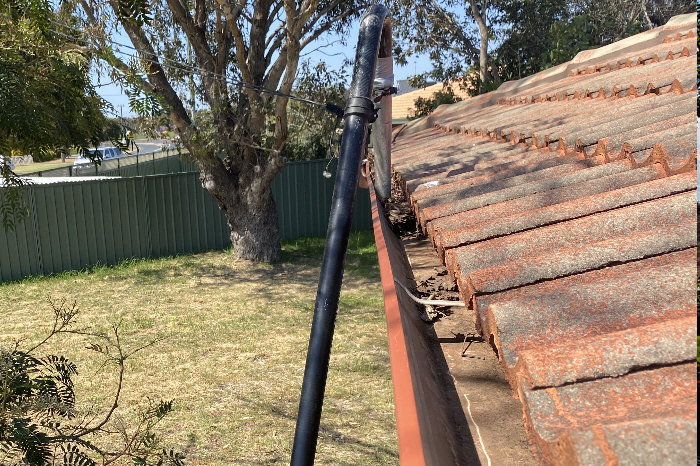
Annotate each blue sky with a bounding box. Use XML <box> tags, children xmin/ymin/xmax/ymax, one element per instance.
<box><xmin>95</xmin><ymin>22</ymin><xmax>432</xmax><ymax>118</ymax></box>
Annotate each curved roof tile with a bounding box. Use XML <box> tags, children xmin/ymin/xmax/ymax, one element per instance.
<box><xmin>389</xmin><ymin>12</ymin><xmax>697</xmax><ymax>465</ymax></box>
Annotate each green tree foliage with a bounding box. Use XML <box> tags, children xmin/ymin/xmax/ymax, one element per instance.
<box><xmin>0</xmin><ymin>0</ymin><xmax>108</xmax><ymax>160</ymax></box>
<box><xmin>0</xmin><ymin>0</ymin><xmax>115</xmax><ymax>231</ymax></box>
<box><xmin>0</xmin><ymin>298</ymin><xmax>183</xmax><ymax>466</ymax></box>
<box><xmin>286</xmin><ymin>62</ymin><xmax>346</xmax><ymax>161</ymax></box>
<box><xmin>492</xmin><ymin>0</ymin><xmax>570</xmax><ymax>80</ymax></box>
<box><xmin>410</xmin><ymin>87</ymin><xmax>463</xmax><ymax>119</ymax></box>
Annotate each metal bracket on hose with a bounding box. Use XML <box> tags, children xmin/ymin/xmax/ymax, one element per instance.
<box><xmin>373</xmin><ymin>86</ymin><xmax>397</xmax><ymax>102</ymax></box>
<box><xmin>344</xmin><ymin>96</ymin><xmax>378</xmax><ymax>123</ymax></box>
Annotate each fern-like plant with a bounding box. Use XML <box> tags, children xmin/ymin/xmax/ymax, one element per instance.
<box><xmin>0</xmin><ymin>298</ymin><xmax>184</xmax><ymax>466</ymax></box>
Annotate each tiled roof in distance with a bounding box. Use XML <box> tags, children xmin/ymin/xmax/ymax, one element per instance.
<box><xmin>389</xmin><ymin>13</ymin><xmax>697</xmax><ymax>466</ymax></box>
<box><xmin>392</xmin><ymin>81</ymin><xmax>472</xmax><ymax>120</ymax></box>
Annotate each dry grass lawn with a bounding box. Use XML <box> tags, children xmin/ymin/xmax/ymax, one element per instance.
<box><xmin>0</xmin><ymin>232</ymin><xmax>398</xmax><ymax>465</ymax></box>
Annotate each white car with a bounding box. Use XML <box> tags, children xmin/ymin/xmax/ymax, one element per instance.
<box><xmin>1</xmin><ymin>155</ymin><xmax>15</xmax><ymax>171</ymax></box>
<box><xmin>74</xmin><ymin>147</ymin><xmax>123</xmax><ymax>165</ymax></box>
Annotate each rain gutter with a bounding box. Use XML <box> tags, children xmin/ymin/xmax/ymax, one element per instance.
<box><xmin>366</xmin><ymin>173</ymin><xmax>467</xmax><ymax>466</ymax></box>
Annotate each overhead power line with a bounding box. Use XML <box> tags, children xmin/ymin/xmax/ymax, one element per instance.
<box><xmin>44</xmin><ymin>17</ymin><xmax>345</xmax><ymax>116</ymax></box>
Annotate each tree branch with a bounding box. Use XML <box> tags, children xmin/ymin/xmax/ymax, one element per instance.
<box><xmin>102</xmin><ymin>0</ymin><xmax>193</xmax><ymax>136</ymax></box>
<box><xmin>215</xmin><ymin>0</ymin><xmax>260</xmax><ymax>105</ymax></box>
<box><xmin>431</xmin><ymin>0</ymin><xmax>479</xmax><ymax>60</ymax></box>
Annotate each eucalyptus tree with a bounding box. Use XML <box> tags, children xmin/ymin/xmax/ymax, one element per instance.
<box><xmin>75</xmin><ymin>0</ymin><xmax>365</xmax><ymax>262</ymax></box>
<box><xmin>390</xmin><ymin>0</ymin><xmax>499</xmax><ymax>92</ymax></box>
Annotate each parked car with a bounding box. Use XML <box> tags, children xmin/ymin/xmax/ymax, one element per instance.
<box><xmin>1</xmin><ymin>155</ymin><xmax>15</xmax><ymax>171</ymax></box>
<box><xmin>73</xmin><ymin>147</ymin><xmax>123</xmax><ymax>165</ymax></box>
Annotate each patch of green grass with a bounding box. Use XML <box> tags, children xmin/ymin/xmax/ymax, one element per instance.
<box><xmin>0</xmin><ymin>237</ymin><xmax>396</xmax><ymax>465</ymax></box>
<box><xmin>281</xmin><ymin>231</ymin><xmax>380</xmax><ymax>280</ymax></box>
<box><xmin>13</xmin><ymin>159</ymin><xmax>75</xmax><ymax>174</ymax></box>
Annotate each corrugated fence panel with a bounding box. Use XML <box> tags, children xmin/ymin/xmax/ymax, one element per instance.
<box><xmin>2</xmin><ymin>160</ymin><xmax>371</xmax><ymax>282</ymax></box>
<box><xmin>96</xmin><ymin>155</ymin><xmax>198</xmax><ymax>177</ymax></box>
<box><xmin>271</xmin><ymin>158</ymin><xmax>371</xmax><ymax>240</ymax></box>
<box><xmin>141</xmin><ymin>173</ymin><xmax>228</xmax><ymax>258</ymax></box>
<box><xmin>0</xmin><ymin>191</ymin><xmax>41</xmax><ymax>280</ymax></box>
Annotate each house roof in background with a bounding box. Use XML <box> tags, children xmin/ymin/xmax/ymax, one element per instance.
<box><xmin>392</xmin><ymin>81</ymin><xmax>472</xmax><ymax>120</ymax></box>
<box><xmin>390</xmin><ymin>13</ymin><xmax>697</xmax><ymax>465</ymax></box>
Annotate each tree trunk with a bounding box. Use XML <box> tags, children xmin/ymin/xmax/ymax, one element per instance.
<box><xmin>227</xmin><ymin>191</ymin><xmax>281</xmax><ymax>262</ymax></box>
<box><xmin>478</xmin><ymin>25</ymin><xmax>488</xmax><ymax>90</ymax></box>
<box><xmin>198</xmin><ymin>158</ymin><xmax>282</xmax><ymax>262</ymax></box>
<box><xmin>470</xmin><ymin>0</ymin><xmax>490</xmax><ymax>92</ymax></box>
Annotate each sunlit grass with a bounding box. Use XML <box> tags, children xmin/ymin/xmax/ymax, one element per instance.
<box><xmin>0</xmin><ymin>231</ymin><xmax>397</xmax><ymax>465</ymax></box>
<box><xmin>12</xmin><ymin>159</ymin><xmax>75</xmax><ymax>174</ymax></box>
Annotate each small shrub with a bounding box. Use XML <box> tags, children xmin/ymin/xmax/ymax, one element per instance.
<box><xmin>410</xmin><ymin>87</ymin><xmax>463</xmax><ymax>119</ymax></box>
<box><xmin>0</xmin><ymin>298</ymin><xmax>183</xmax><ymax>466</ymax></box>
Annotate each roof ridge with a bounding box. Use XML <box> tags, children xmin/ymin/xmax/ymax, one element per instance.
<box><xmin>497</xmin><ymin>73</ymin><xmax>690</xmax><ymax>106</ymax></box>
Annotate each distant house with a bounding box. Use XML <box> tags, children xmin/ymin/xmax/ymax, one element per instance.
<box><xmin>392</xmin><ymin>81</ymin><xmax>472</xmax><ymax>124</ymax></box>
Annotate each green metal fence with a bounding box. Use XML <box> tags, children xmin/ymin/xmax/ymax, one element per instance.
<box><xmin>0</xmin><ymin>159</ymin><xmax>371</xmax><ymax>282</ymax></box>
<box><xmin>90</xmin><ymin>152</ymin><xmax>198</xmax><ymax>177</ymax></box>
<box><xmin>29</xmin><ymin>149</ymin><xmax>195</xmax><ymax>178</ymax></box>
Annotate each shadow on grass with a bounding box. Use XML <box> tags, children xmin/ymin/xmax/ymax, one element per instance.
<box><xmin>236</xmin><ymin>394</ymin><xmax>398</xmax><ymax>465</ymax></box>
<box><xmin>3</xmin><ymin>232</ymin><xmax>379</xmax><ymax>298</ymax></box>
<box><xmin>280</xmin><ymin>231</ymin><xmax>379</xmax><ymax>281</ymax></box>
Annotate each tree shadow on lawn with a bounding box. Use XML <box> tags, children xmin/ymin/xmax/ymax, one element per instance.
<box><xmin>146</xmin><ymin>231</ymin><xmax>378</xmax><ymax>285</ymax></box>
<box><xmin>279</xmin><ymin>231</ymin><xmax>380</xmax><ymax>280</ymax></box>
<box><xmin>234</xmin><ymin>394</ymin><xmax>399</xmax><ymax>465</ymax></box>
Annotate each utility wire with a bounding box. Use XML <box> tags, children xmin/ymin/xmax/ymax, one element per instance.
<box><xmin>394</xmin><ymin>278</ymin><xmax>466</xmax><ymax>307</ymax></box>
<box><xmin>44</xmin><ymin>17</ymin><xmax>345</xmax><ymax>115</ymax></box>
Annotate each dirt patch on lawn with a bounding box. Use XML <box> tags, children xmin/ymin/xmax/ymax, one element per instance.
<box><xmin>381</xmin><ymin>177</ymin><xmax>536</xmax><ymax>465</ymax></box>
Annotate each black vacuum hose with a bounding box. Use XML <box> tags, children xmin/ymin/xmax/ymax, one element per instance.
<box><xmin>290</xmin><ymin>5</ymin><xmax>392</xmax><ymax>465</ymax></box>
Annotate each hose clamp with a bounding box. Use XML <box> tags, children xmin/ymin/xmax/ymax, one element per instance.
<box><xmin>344</xmin><ymin>96</ymin><xmax>378</xmax><ymax>123</ymax></box>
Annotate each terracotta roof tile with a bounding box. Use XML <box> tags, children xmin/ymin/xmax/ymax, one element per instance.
<box><xmin>388</xmin><ymin>12</ymin><xmax>697</xmax><ymax>465</ymax></box>
<box><xmin>453</xmin><ymin>191</ymin><xmax>694</xmax><ymax>290</ymax></box>
<box><xmin>431</xmin><ymin>171</ymin><xmax>696</xmax><ymax>259</ymax></box>
<box><xmin>518</xmin><ymin>316</ymin><xmax>696</xmax><ymax>388</ymax></box>
<box><xmin>521</xmin><ymin>364</ymin><xmax>696</xmax><ymax>465</ymax></box>
<box><xmin>418</xmin><ymin>160</ymin><xmax>637</xmax><ymax>226</ymax></box>
<box><xmin>473</xmin><ymin>248</ymin><xmax>695</xmax><ymax>369</ymax></box>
